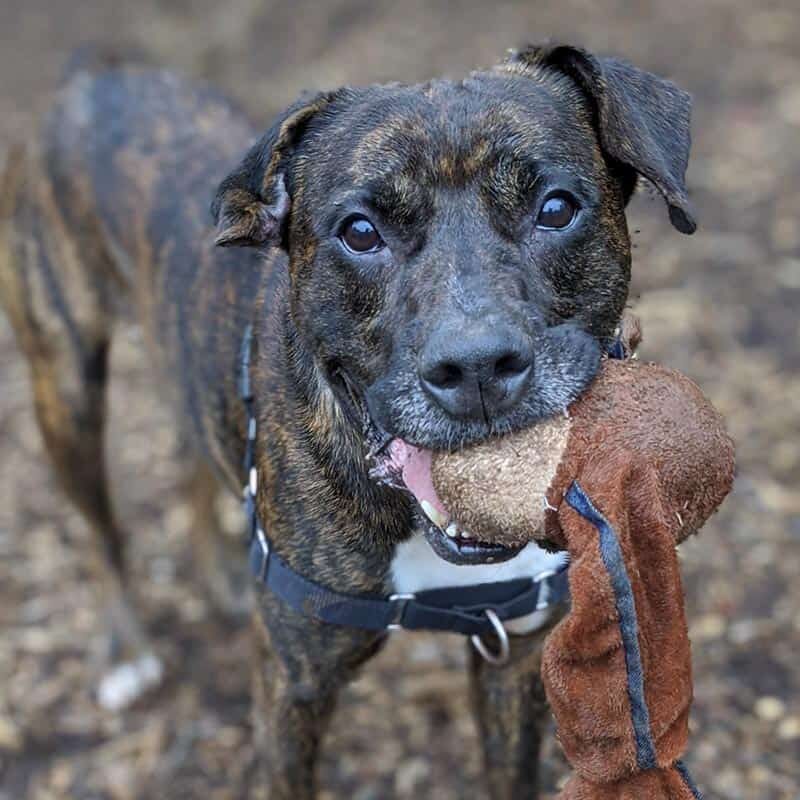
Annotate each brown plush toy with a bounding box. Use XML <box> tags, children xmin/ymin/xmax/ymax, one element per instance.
<box><xmin>430</xmin><ymin>355</ymin><xmax>734</xmax><ymax>799</ymax></box>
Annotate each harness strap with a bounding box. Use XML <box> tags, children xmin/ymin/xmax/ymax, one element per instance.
<box><xmin>248</xmin><ymin>531</ymin><xmax>569</xmax><ymax>636</ymax></box>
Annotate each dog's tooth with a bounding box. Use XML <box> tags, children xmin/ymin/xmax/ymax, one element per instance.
<box><xmin>445</xmin><ymin>522</ymin><xmax>459</xmax><ymax>539</ymax></box>
<box><xmin>459</xmin><ymin>529</ymin><xmax>471</xmax><ymax>539</ymax></box>
<box><xmin>420</xmin><ymin>499</ymin><xmax>449</xmax><ymax>529</ymax></box>
<box><xmin>420</xmin><ymin>499</ymin><xmax>436</xmax><ymax>523</ymax></box>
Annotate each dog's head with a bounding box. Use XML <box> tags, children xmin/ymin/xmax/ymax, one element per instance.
<box><xmin>213</xmin><ymin>43</ymin><xmax>695</xmax><ymax>562</ymax></box>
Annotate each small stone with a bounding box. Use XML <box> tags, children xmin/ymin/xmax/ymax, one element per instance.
<box><xmin>776</xmin><ymin>258</ymin><xmax>800</xmax><ymax>290</ymax></box>
<box><xmin>728</xmin><ymin>619</ymin><xmax>758</xmax><ymax>645</ymax></box>
<box><xmin>696</xmin><ymin>740</ymin><xmax>718</xmax><ymax>762</ymax></box>
<box><xmin>0</xmin><ymin>716</ymin><xmax>22</xmax><ymax>752</ymax></box>
<box><xmin>778</xmin><ymin>715</ymin><xmax>800</xmax><ymax>740</ymax></box>
<box><xmin>164</xmin><ymin>503</ymin><xmax>191</xmax><ymax>535</ymax></box>
<box><xmin>715</xmin><ymin>766</ymin><xmax>746</xmax><ymax>798</ymax></box>
<box><xmin>747</xmin><ymin>764</ymin><xmax>771</xmax><ymax>784</ymax></box>
<box><xmin>394</xmin><ymin>757</ymin><xmax>429</xmax><ymax>795</ymax></box>
<box><xmin>50</xmin><ymin>759</ymin><xmax>73</xmax><ymax>792</ymax></box>
<box><xmin>691</xmin><ymin>614</ymin><xmax>726</xmax><ymax>641</ymax></box>
<box><xmin>777</xmin><ymin>85</ymin><xmax>800</xmax><ymax>126</ymax></box>
<box><xmin>771</xmin><ymin>216</ymin><xmax>800</xmax><ymax>252</ymax></box>
<box><xmin>754</xmin><ymin>695</ymin><xmax>786</xmax><ymax>722</ymax></box>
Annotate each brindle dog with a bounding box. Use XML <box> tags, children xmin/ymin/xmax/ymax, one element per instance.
<box><xmin>0</xmin><ymin>43</ymin><xmax>695</xmax><ymax>798</ymax></box>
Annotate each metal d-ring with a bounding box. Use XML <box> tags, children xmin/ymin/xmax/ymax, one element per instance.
<box><xmin>470</xmin><ymin>608</ymin><xmax>510</xmax><ymax>666</ymax></box>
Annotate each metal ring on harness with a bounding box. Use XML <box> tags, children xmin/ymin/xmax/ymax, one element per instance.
<box><xmin>470</xmin><ymin>608</ymin><xmax>511</xmax><ymax>666</ymax></box>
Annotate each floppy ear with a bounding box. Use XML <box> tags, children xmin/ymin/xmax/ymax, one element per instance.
<box><xmin>211</xmin><ymin>90</ymin><xmax>338</xmax><ymax>247</ymax></box>
<box><xmin>511</xmin><ymin>43</ymin><xmax>697</xmax><ymax>234</ymax></box>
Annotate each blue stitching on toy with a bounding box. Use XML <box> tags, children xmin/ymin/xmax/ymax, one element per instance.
<box><xmin>606</xmin><ymin>337</ymin><xmax>627</xmax><ymax>360</ymax></box>
<box><xmin>565</xmin><ymin>481</ymin><xmax>658</xmax><ymax>770</ymax></box>
<box><xmin>675</xmin><ymin>759</ymin><xmax>704</xmax><ymax>799</ymax></box>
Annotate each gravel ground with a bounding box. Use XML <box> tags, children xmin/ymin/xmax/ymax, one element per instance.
<box><xmin>0</xmin><ymin>1</ymin><xmax>798</xmax><ymax>798</ymax></box>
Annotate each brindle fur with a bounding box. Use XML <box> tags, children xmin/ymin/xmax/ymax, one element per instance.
<box><xmin>0</xmin><ymin>44</ymin><xmax>694</xmax><ymax>798</ymax></box>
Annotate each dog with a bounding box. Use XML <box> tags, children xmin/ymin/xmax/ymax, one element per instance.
<box><xmin>0</xmin><ymin>42</ymin><xmax>695</xmax><ymax>798</ymax></box>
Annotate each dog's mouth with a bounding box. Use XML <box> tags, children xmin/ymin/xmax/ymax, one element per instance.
<box><xmin>333</xmin><ymin>367</ymin><xmax>524</xmax><ymax>566</ymax></box>
<box><xmin>370</xmin><ymin>439</ymin><xmax>525</xmax><ymax>565</ymax></box>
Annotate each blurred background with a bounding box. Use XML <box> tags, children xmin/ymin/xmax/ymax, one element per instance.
<box><xmin>0</xmin><ymin>1</ymin><xmax>798</xmax><ymax>798</ymax></box>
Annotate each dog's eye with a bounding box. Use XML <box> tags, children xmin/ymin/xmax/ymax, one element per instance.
<box><xmin>340</xmin><ymin>215</ymin><xmax>384</xmax><ymax>253</ymax></box>
<box><xmin>536</xmin><ymin>193</ymin><xmax>578</xmax><ymax>230</ymax></box>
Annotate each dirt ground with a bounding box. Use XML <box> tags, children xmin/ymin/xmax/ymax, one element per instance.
<box><xmin>1</xmin><ymin>1</ymin><xmax>798</xmax><ymax>798</ymax></box>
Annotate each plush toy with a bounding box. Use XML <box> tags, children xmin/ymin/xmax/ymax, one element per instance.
<box><xmin>430</xmin><ymin>350</ymin><xmax>734</xmax><ymax>799</ymax></box>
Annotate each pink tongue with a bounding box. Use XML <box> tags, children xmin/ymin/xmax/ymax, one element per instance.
<box><xmin>386</xmin><ymin>438</ymin><xmax>448</xmax><ymax>515</ymax></box>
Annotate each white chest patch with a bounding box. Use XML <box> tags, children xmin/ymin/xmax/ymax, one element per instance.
<box><xmin>390</xmin><ymin>531</ymin><xmax>568</xmax><ymax>635</ymax></box>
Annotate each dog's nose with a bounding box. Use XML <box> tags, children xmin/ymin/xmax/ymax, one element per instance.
<box><xmin>419</xmin><ymin>325</ymin><xmax>534</xmax><ymax>421</ymax></box>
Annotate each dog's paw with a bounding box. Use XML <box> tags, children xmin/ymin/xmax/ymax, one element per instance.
<box><xmin>97</xmin><ymin>652</ymin><xmax>164</xmax><ymax>711</ymax></box>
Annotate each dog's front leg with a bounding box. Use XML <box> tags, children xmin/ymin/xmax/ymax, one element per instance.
<box><xmin>251</xmin><ymin>600</ymin><xmax>385</xmax><ymax>799</ymax></box>
<box><xmin>468</xmin><ymin>626</ymin><xmax>557</xmax><ymax>800</ymax></box>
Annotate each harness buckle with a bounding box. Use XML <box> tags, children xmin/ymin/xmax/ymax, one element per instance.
<box><xmin>387</xmin><ymin>593</ymin><xmax>415</xmax><ymax>631</ymax></box>
<box><xmin>470</xmin><ymin>608</ymin><xmax>511</xmax><ymax>666</ymax></box>
<box><xmin>254</xmin><ymin>525</ymin><xmax>270</xmax><ymax>583</ymax></box>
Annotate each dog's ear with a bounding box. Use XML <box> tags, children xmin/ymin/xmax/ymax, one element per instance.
<box><xmin>212</xmin><ymin>90</ymin><xmax>338</xmax><ymax>248</ymax></box>
<box><xmin>510</xmin><ymin>43</ymin><xmax>696</xmax><ymax>234</ymax></box>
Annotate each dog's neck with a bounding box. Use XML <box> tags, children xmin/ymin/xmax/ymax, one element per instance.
<box><xmin>242</xmin><ymin>301</ymin><xmax>411</xmax><ymax>591</ymax></box>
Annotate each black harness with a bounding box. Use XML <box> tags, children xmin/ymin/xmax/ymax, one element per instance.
<box><xmin>239</xmin><ymin>325</ymin><xmax>571</xmax><ymax>664</ymax></box>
